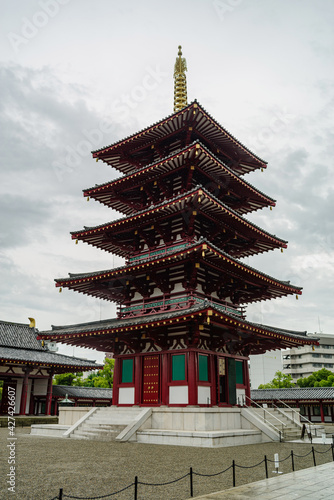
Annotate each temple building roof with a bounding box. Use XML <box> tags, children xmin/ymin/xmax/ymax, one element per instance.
<box><xmin>85</xmin><ymin>141</ymin><xmax>275</xmax><ymax>215</ymax></box>
<box><xmin>251</xmin><ymin>387</ymin><xmax>334</xmax><ymax>401</ymax></box>
<box><xmin>0</xmin><ymin>320</ymin><xmax>102</xmax><ymax>371</ymax></box>
<box><xmin>55</xmin><ymin>238</ymin><xmax>301</xmax><ymax>305</ymax></box>
<box><xmin>52</xmin><ymin>385</ymin><xmax>113</xmax><ymax>400</ymax></box>
<box><xmin>38</xmin><ymin>303</ymin><xmax>315</xmax><ymax>355</ymax></box>
<box><xmin>72</xmin><ymin>186</ymin><xmax>286</xmax><ymax>259</ymax></box>
<box><xmin>92</xmin><ymin>101</ymin><xmax>267</xmax><ymax>175</ymax></box>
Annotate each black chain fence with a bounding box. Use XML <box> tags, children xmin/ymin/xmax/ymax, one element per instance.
<box><xmin>51</xmin><ymin>444</ymin><xmax>334</xmax><ymax>500</ymax></box>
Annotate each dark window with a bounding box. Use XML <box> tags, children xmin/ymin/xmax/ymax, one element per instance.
<box><xmin>121</xmin><ymin>359</ymin><xmax>133</xmax><ymax>383</ymax></box>
<box><xmin>236</xmin><ymin>360</ymin><xmax>244</xmax><ymax>384</ymax></box>
<box><xmin>172</xmin><ymin>354</ymin><xmax>185</xmax><ymax>381</ymax></box>
<box><xmin>198</xmin><ymin>355</ymin><xmax>209</xmax><ymax>382</ymax></box>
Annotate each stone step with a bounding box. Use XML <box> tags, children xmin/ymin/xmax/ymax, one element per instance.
<box><xmin>80</xmin><ymin>423</ymin><xmax>125</xmax><ymax>431</ymax></box>
<box><xmin>88</xmin><ymin>417</ymin><xmax>137</xmax><ymax>424</ymax></box>
<box><xmin>72</xmin><ymin>428</ymin><xmax>119</xmax><ymax>437</ymax></box>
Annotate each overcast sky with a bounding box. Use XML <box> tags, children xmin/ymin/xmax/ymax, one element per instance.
<box><xmin>1</xmin><ymin>0</ymin><xmax>334</xmax><ymax>362</ymax></box>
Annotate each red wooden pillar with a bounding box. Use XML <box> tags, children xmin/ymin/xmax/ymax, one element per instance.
<box><xmin>320</xmin><ymin>400</ymin><xmax>325</xmax><ymax>423</ymax></box>
<box><xmin>161</xmin><ymin>353</ymin><xmax>169</xmax><ymax>405</ymax></box>
<box><xmin>53</xmin><ymin>399</ymin><xmax>58</xmax><ymax>416</ymax></box>
<box><xmin>45</xmin><ymin>371</ymin><xmax>54</xmax><ymax>416</ymax></box>
<box><xmin>19</xmin><ymin>367</ymin><xmax>32</xmax><ymax>415</ymax></box>
<box><xmin>188</xmin><ymin>350</ymin><xmax>197</xmax><ymax>405</ymax></box>
<box><xmin>134</xmin><ymin>355</ymin><xmax>141</xmax><ymax>405</ymax></box>
<box><xmin>112</xmin><ymin>357</ymin><xmax>120</xmax><ymax>406</ymax></box>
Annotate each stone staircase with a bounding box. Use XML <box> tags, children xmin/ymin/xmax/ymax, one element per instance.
<box><xmin>251</xmin><ymin>407</ymin><xmax>302</xmax><ymax>441</ymax></box>
<box><xmin>70</xmin><ymin>407</ymin><xmax>143</xmax><ymax>441</ymax></box>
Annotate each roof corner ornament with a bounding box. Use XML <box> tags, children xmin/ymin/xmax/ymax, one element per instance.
<box><xmin>173</xmin><ymin>45</ymin><xmax>188</xmax><ymax>113</ymax></box>
<box><xmin>28</xmin><ymin>317</ymin><xmax>36</xmax><ymax>328</ymax></box>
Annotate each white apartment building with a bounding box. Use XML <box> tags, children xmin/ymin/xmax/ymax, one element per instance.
<box><xmin>249</xmin><ymin>350</ymin><xmax>283</xmax><ymax>389</ymax></box>
<box><xmin>283</xmin><ymin>333</ymin><xmax>334</xmax><ymax>382</ymax></box>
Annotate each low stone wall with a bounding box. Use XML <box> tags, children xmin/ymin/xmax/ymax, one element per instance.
<box><xmin>58</xmin><ymin>407</ymin><xmax>92</xmax><ymax>426</ymax></box>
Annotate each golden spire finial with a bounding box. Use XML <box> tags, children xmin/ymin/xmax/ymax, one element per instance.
<box><xmin>173</xmin><ymin>45</ymin><xmax>187</xmax><ymax>112</ymax></box>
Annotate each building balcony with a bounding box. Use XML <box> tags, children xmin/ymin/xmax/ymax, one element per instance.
<box><xmin>127</xmin><ymin>241</ymin><xmax>194</xmax><ymax>264</ymax></box>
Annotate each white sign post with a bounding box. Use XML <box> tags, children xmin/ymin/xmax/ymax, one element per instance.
<box><xmin>272</xmin><ymin>453</ymin><xmax>283</xmax><ymax>474</ymax></box>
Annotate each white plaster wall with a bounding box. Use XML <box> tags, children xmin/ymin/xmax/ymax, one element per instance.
<box><xmin>173</xmin><ymin>283</ymin><xmax>184</xmax><ymax>293</ymax></box>
<box><xmin>118</xmin><ymin>387</ymin><xmax>135</xmax><ymax>405</ymax></box>
<box><xmin>169</xmin><ymin>385</ymin><xmax>188</xmax><ymax>404</ymax></box>
<box><xmin>236</xmin><ymin>388</ymin><xmax>246</xmax><ymax>405</ymax></box>
<box><xmin>198</xmin><ymin>386</ymin><xmax>211</xmax><ymax>405</ymax></box>
<box><xmin>133</xmin><ymin>292</ymin><xmax>143</xmax><ymax>301</ymax></box>
<box><xmin>33</xmin><ymin>378</ymin><xmax>48</xmax><ymax>396</ymax></box>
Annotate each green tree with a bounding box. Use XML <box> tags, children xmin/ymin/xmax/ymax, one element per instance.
<box><xmin>86</xmin><ymin>358</ymin><xmax>114</xmax><ymax>388</ymax></box>
<box><xmin>258</xmin><ymin>370</ymin><xmax>295</xmax><ymax>389</ymax></box>
<box><xmin>297</xmin><ymin>368</ymin><xmax>334</xmax><ymax>388</ymax></box>
<box><xmin>53</xmin><ymin>372</ymin><xmax>83</xmax><ymax>386</ymax></box>
<box><xmin>52</xmin><ymin>359</ymin><xmax>115</xmax><ymax>388</ymax></box>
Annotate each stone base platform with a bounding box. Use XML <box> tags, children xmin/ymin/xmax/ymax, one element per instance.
<box><xmin>136</xmin><ymin>428</ymin><xmax>262</xmax><ymax>447</ymax></box>
<box><xmin>30</xmin><ymin>406</ymin><xmax>277</xmax><ymax>447</ymax></box>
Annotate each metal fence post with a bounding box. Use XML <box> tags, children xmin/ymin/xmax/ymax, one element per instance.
<box><xmin>134</xmin><ymin>476</ymin><xmax>138</xmax><ymax>500</ymax></box>
<box><xmin>264</xmin><ymin>455</ymin><xmax>268</xmax><ymax>478</ymax></box>
<box><xmin>59</xmin><ymin>488</ymin><xmax>63</xmax><ymax>500</ymax></box>
<box><xmin>291</xmin><ymin>450</ymin><xmax>295</xmax><ymax>472</ymax></box>
<box><xmin>190</xmin><ymin>467</ymin><xmax>193</xmax><ymax>497</ymax></box>
<box><xmin>232</xmin><ymin>460</ymin><xmax>236</xmax><ymax>487</ymax></box>
<box><xmin>312</xmin><ymin>446</ymin><xmax>316</xmax><ymax>467</ymax></box>
<box><xmin>332</xmin><ymin>444</ymin><xmax>334</xmax><ymax>462</ymax></box>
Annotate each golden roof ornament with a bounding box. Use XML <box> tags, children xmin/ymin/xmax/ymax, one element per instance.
<box><xmin>173</xmin><ymin>45</ymin><xmax>187</xmax><ymax>112</ymax></box>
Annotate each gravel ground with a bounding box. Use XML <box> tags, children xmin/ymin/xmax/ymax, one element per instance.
<box><xmin>0</xmin><ymin>427</ymin><xmax>333</xmax><ymax>500</ymax></box>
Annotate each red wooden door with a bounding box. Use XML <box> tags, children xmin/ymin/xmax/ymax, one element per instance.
<box><xmin>142</xmin><ymin>355</ymin><xmax>160</xmax><ymax>404</ymax></box>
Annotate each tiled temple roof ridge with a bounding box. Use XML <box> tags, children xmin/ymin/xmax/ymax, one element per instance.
<box><xmin>56</xmin><ymin>236</ymin><xmax>301</xmax><ymax>294</ymax></box>
<box><xmin>72</xmin><ymin>184</ymin><xmax>286</xmax><ymax>247</ymax></box>
<box><xmin>92</xmin><ymin>100</ymin><xmax>267</xmax><ymax>168</ymax></box>
<box><xmin>39</xmin><ymin>302</ymin><xmax>311</xmax><ymax>343</ymax></box>
<box><xmin>85</xmin><ymin>140</ymin><xmax>274</xmax><ymax>203</ymax></box>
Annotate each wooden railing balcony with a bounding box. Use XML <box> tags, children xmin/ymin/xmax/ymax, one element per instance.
<box><xmin>117</xmin><ymin>293</ymin><xmax>245</xmax><ymax>320</ymax></box>
<box><xmin>127</xmin><ymin>240</ymin><xmax>194</xmax><ymax>264</ymax></box>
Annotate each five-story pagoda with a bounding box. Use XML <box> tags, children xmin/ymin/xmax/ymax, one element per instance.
<box><xmin>40</xmin><ymin>47</ymin><xmax>315</xmax><ymax>407</ymax></box>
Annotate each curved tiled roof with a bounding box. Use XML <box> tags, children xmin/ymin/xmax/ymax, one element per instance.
<box><xmin>251</xmin><ymin>387</ymin><xmax>334</xmax><ymax>401</ymax></box>
<box><xmin>71</xmin><ymin>185</ymin><xmax>286</xmax><ymax>260</ymax></box>
<box><xmin>39</xmin><ymin>302</ymin><xmax>311</xmax><ymax>345</ymax></box>
<box><xmin>85</xmin><ymin>140</ymin><xmax>274</xmax><ymax>213</ymax></box>
<box><xmin>52</xmin><ymin>385</ymin><xmax>112</xmax><ymax>399</ymax></box>
<box><xmin>0</xmin><ymin>320</ymin><xmax>43</xmax><ymax>350</ymax></box>
<box><xmin>55</xmin><ymin>237</ymin><xmax>301</xmax><ymax>302</ymax></box>
<box><xmin>0</xmin><ymin>320</ymin><xmax>102</xmax><ymax>370</ymax></box>
<box><xmin>0</xmin><ymin>346</ymin><xmax>102</xmax><ymax>369</ymax></box>
<box><xmin>92</xmin><ymin>100</ymin><xmax>267</xmax><ymax>175</ymax></box>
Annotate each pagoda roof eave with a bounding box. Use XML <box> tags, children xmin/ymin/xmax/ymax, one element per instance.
<box><xmin>55</xmin><ymin>238</ymin><xmax>302</xmax><ymax>303</ymax></box>
<box><xmin>84</xmin><ymin>140</ymin><xmax>275</xmax><ymax>213</ymax></box>
<box><xmin>92</xmin><ymin>101</ymin><xmax>267</xmax><ymax>174</ymax></box>
<box><xmin>71</xmin><ymin>185</ymin><xmax>287</xmax><ymax>258</ymax></box>
<box><xmin>38</xmin><ymin>304</ymin><xmax>315</xmax><ymax>350</ymax></box>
